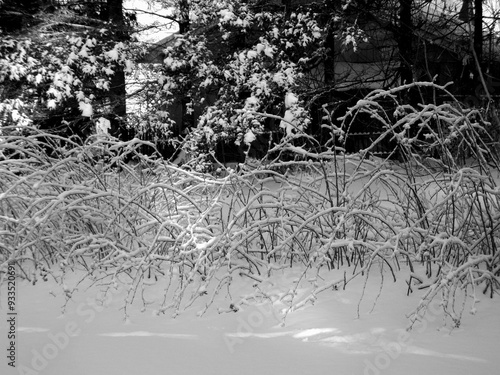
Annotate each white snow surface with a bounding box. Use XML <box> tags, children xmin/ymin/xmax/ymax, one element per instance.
<box><xmin>1</xmin><ymin>268</ymin><xmax>499</xmax><ymax>375</ymax></box>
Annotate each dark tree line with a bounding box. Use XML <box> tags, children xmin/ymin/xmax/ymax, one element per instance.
<box><xmin>1</xmin><ymin>1</ymin><xmax>499</xmax><ymax>157</ymax></box>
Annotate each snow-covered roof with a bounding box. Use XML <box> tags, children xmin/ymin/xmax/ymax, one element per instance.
<box><xmin>140</xmin><ymin>33</ymin><xmax>179</xmax><ymax>64</ymax></box>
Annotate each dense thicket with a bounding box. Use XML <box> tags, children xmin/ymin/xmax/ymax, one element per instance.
<box><xmin>1</xmin><ymin>0</ymin><xmax>499</xmax><ymax>323</ymax></box>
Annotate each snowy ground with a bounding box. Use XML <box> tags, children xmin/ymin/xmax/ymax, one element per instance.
<box><xmin>1</xmin><ymin>266</ymin><xmax>499</xmax><ymax>375</ymax></box>
<box><xmin>1</xmin><ymin>150</ymin><xmax>500</xmax><ymax>375</ymax></box>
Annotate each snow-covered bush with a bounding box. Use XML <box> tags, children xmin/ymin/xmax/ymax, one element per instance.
<box><xmin>0</xmin><ymin>128</ymin><xmax>220</xmax><ymax>308</ymax></box>
<box><xmin>320</xmin><ymin>82</ymin><xmax>500</xmax><ymax>327</ymax></box>
<box><xmin>1</xmin><ymin>81</ymin><xmax>499</xmax><ymax>327</ymax></box>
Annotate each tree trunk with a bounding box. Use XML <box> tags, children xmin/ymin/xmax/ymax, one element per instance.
<box><xmin>459</xmin><ymin>0</ymin><xmax>472</xmax><ymax>22</ymax></box>
<box><xmin>178</xmin><ymin>0</ymin><xmax>190</xmax><ymax>131</ymax></box>
<box><xmin>473</xmin><ymin>0</ymin><xmax>483</xmax><ymax>70</ymax></box>
<box><xmin>179</xmin><ymin>0</ymin><xmax>190</xmax><ymax>34</ymax></box>
<box><xmin>283</xmin><ymin>0</ymin><xmax>292</xmax><ymax>18</ymax></box>
<box><xmin>323</xmin><ymin>0</ymin><xmax>339</xmax><ymax>85</ymax></box>
<box><xmin>107</xmin><ymin>0</ymin><xmax>131</xmax><ymax>140</ymax></box>
<box><xmin>399</xmin><ymin>0</ymin><xmax>413</xmax><ymax>85</ymax></box>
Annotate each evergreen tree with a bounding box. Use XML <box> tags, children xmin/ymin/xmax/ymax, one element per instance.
<box><xmin>0</xmin><ymin>0</ymin><xmax>137</xmax><ymax>141</ymax></box>
<box><xmin>2</xmin><ymin>0</ymin><xmax>498</xmax><ymax>158</ymax></box>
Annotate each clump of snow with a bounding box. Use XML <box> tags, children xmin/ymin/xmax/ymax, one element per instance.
<box><xmin>46</xmin><ymin>99</ymin><xmax>57</xmax><ymax>110</ymax></box>
<box><xmin>284</xmin><ymin>92</ymin><xmax>299</xmax><ymax>108</ymax></box>
<box><xmin>244</xmin><ymin>129</ymin><xmax>256</xmax><ymax>145</ymax></box>
<box><xmin>247</xmin><ymin>50</ymin><xmax>258</xmax><ymax>59</ymax></box>
<box><xmin>105</xmin><ymin>42</ymin><xmax>125</xmax><ymax>61</ymax></box>
<box><xmin>96</xmin><ymin>117</ymin><xmax>111</xmax><ymax>135</ymax></box>
<box><xmin>79</xmin><ymin>101</ymin><xmax>93</xmax><ymax>117</ymax></box>
<box><xmin>220</xmin><ymin>9</ymin><xmax>235</xmax><ymax>22</ymax></box>
<box><xmin>282</xmin><ymin>109</ymin><xmax>298</xmax><ymax>136</ymax></box>
<box><xmin>281</xmin><ymin>93</ymin><xmax>302</xmax><ymax>135</ymax></box>
<box><xmin>244</xmin><ymin>96</ymin><xmax>259</xmax><ymax>109</ymax></box>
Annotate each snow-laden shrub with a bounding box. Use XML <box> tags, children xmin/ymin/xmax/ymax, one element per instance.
<box><xmin>186</xmin><ymin>81</ymin><xmax>500</xmax><ymax>327</ymax></box>
<box><xmin>0</xmin><ymin>128</ymin><xmax>223</xmax><ymax>309</ymax></box>
<box><xmin>316</xmin><ymin>82</ymin><xmax>500</xmax><ymax>328</ymax></box>
<box><xmin>1</xmin><ymin>82</ymin><xmax>499</xmax><ymax>327</ymax></box>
